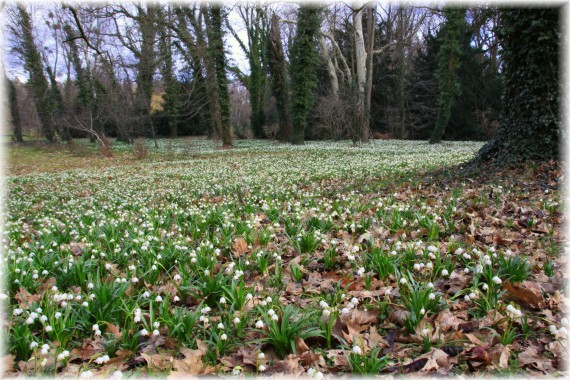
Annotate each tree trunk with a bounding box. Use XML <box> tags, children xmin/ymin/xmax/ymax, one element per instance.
<box><xmin>268</xmin><ymin>13</ymin><xmax>292</xmax><ymax>143</ymax></box>
<box><xmin>8</xmin><ymin>79</ymin><xmax>24</xmax><ymax>143</ymax></box>
<box><xmin>320</xmin><ymin>36</ymin><xmax>339</xmax><ymax>98</ymax></box>
<box><xmin>477</xmin><ymin>8</ymin><xmax>559</xmax><ymax>163</ymax></box>
<box><xmin>353</xmin><ymin>4</ymin><xmax>368</xmax><ymax>143</ymax></box>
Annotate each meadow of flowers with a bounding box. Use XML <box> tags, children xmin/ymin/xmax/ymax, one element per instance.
<box><xmin>2</xmin><ymin>139</ymin><xmax>565</xmax><ymax>377</ymax></box>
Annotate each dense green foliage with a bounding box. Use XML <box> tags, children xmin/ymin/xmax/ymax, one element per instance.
<box><xmin>478</xmin><ymin>8</ymin><xmax>560</xmax><ymax>163</ymax></box>
<box><xmin>267</xmin><ymin>13</ymin><xmax>292</xmax><ymax>143</ymax></box>
<box><xmin>290</xmin><ymin>5</ymin><xmax>321</xmax><ymax>145</ymax></box>
<box><xmin>429</xmin><ymin>8</ymin><xmax>467</xmax><ymax>144</ymax></box>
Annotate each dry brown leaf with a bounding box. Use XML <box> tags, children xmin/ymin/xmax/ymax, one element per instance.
<box><xmin>107</xmin><ymin>323</ymin><xmax>123</xmax><ymax>340</ymax></box>
<box><xmin>295</xmin><ymin>337</ymin><xmax>310</xmax><ymax>356</ymax></box>
<box><xmin>366</xmin><ymin>326</ymin><xmax>387</xmax><ymax>349</ymax></box>
<box><xmin>518</xmin><ymin>345</ymin><xmax>555</xmax><ymax>373</ymax></box>
<box><xmin>231</xmin><ymin>237</ymin><xmax>248</xmax><ymax>257</ymax></box>
<box><xmin>141</xmin><ymin>352</ymin><xmax>172</xmax><ymax>371</ymax></box>
<box><xmin>14</xmin><ymin>287</ymin><xmax>41</xmax><ymax>307</ymax></box>
<box><xmin>434</xmin><ymin>309</ymin><xmax>461</xmax><ymax>332</ymax></box>
<box><xmin>286</xmin><ymin>281</ymin><xmax>303</xmax><ymax>296</ymax></box>
<box><xmin>419</xmin><ymin>348</ymin><xmax>450</xmax><ymax>374</ymax></box>
<box><xmin>1</xmin><ymin>355</ymin><xmax>17</xmax><ymax>376</ymax></box>
<box><xmin>271</xmin><ymin>354</ymin><xmax>303</xmax><ymax>375</ymax></box>
<box><xmin>172</xmin><ymin>341</ymin><xmax>216</xmax><ymax>376</ymax></box>
<box><xmin>489</xmin><ymin>343</ymin><xmax>510</xmax><ymax>369</ymax></box>
<box><xmin>504</xmin><ymin>280</ymin><xmax>545</xmax><ymax>308</ymax></box>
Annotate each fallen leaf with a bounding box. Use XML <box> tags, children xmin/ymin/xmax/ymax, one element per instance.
<box><xmin>231</xmin><ymin>237</ymin><xmax>248</xmax><ymax>257</ymax></box>
<box><xmin>141</xmin><ymin>352</ymin><xmax>172</xmax><ymax>371</ymax></box>
<box><xmin>14</xmin><ymin>287</ymin><xmax>41</xmax><ymax>307</ymax></box>
<box><xmin>489</xmin><ymin>343</ymin><xmax>510</xmax><ymax>369</ymax></box>
<box><xmin>468</xmin><ymin>346</ymin><xmax>492</xmax><ymax>365</ymax></box>
<box><xmin>295</xmin><ymin>337</ymin><xmax>310</xmax><ymax>356</ymax></box>
<box><xmin>504</xmin><ymin>280</ymin><xmax>545</xmax><ymax>308</ymax></box>
<box><xmin>518</xmin><ymin>345</ymin><xmax>555</xmax><ymax>373</ymax></box>
<box><xmin>172</xmin><ymin>341</ymin><xmax>216</xmax><ymax>376</ymax></box>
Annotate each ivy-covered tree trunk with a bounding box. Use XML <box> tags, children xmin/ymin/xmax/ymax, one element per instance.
<box><xmin>8</xmin><ymin>79</ymin><xmax>23</xmax><ymax>143</ymax></box>
<box><xmin>290</xmin><ymin>5</ymin><xmax>321</xmax><ymax>145</ymax></box>
<box><xmin>477</xmin><ymin>8</ymin><xmax>559</xmax><ymax>163</ymax></box>
<box><xmin>14</xmin><ymin>5</ymin><xmax>56</xmax><ymax>142</ymax></box>
<box><xmin>207</xmin><ymin>4</ymin><xmax>232</xmax><ymax>147</ymax></box>
<box><xmin>429</xmin><ymin>8</ymin><xmax>466</xmax><ymax>144</ymax></box>
<box><xmin>268</xmin><ymin>13</ymin><xmax>292</xmax><ymax>143</ymax></box>
<box><xmin>159</xmin><ymin>9</ymin><xmax>181</xmax><ymax>138</ymax></box>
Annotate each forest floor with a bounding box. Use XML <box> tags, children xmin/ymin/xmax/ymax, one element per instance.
<box><xmin>2</xmin><ymin>138</ymin><xmax>566</xmax><ymax>378</ymax></box>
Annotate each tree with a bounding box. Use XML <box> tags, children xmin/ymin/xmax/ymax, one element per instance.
<box><xmin>206</xmin><ymin>4</ymin><xmax>232</xmax><ymax>147</ymax></box>
<box><xmin>290</xmin><ymin>5</ymin><xmax>321</xmax><ymax>145</ymax></box>
<box><xmin>8</xmin><ymin>78</ymin><xmax>24</xmax><ymax>143</ymax></box>
<box><xmin>267</xmin><ymin>13</ymin><xmax>292</xmax><ymax>143</ymax></box>
<box><xmin>11</xmin><ymin>5</ymin><xmax>57</xmax><ymax>142</ymax></box>
<box><xmin>227</xmin><ymin>4</ymin><xmax>269</xmax><ymax>138</ymax></box>
<box><xmin>477</xmin><ymin>8</ymin><xmax>559</xmax><ymax>163</ymax></box>
<box><xmin>429</xmin><ymin>8</ymin><xmax>466</xmax><ymax>144</ymax></box>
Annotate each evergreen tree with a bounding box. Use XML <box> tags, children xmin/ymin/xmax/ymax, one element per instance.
<box><xmin>208</xmin><ymin>4</ymin><xmax>232</xmax><ymax>147</ymax></box>
<box><xmin>478</xmin><ymin>8</ymin><xmax>559</xmax><ymax>163</ymax></box>
<box><xmin>290</xmin><ymin>5</ymin><xmax>321</xmax><ymax>145</ymax></box>
<box><xmin>267</xmin><ymin>13</ymin><xmax>292</xmax><ymax>143</ymax></box>
<box><xmin>12</xmin><ymin>5</ymin><xmax>57</xmax><ymax>142</ymax></box>
<box><xmin>429</xmin><ymin>8</ymin><xmax>466</xmax><ymax>144</ymax></box>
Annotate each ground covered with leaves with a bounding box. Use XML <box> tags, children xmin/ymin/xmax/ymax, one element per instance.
<box><xmin>2</xmin><ymin>139</ymin><xmax>566</xmax><ymax>377</ymax></box>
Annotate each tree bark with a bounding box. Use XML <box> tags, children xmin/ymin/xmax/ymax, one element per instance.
<box><xmin>353</xmin><ymin>3</ymin><xmax>368</xmax><ymax>143</ymax></box>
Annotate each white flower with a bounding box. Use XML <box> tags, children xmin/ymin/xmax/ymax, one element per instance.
<box><xmin>562</xmin><ymin>318</ymin><xmax>569</xmax><ymax>327</ymax></box>
<box><xmin>357</xmin><ymin>267</ymin><xmax>365</xmax><ymax>276</ymax></box>
<box><xmin>140</xmin><ymin>329</ymin><xmax>149</xmax><ymax>336</ymax></box>
<box><xmin>322</xmin><ymin>309</ymin><xmax>331</xmax><ymax>318</ymax></box>
<box><xmin>266</xmin><ymin>296</ymin><xmax>272</xmax><ymax>302</ymax></box>
<box><xmin>105</xmin><ymin>263</ymin><xmax>112</xmax><ymax>270</ymax></box>
<box><xmin>29</xmin><ymin>341</ymin><xmax>38</xmax><ymax>349</ymax></box>
<box><xmin>464</xmin><ymin>295</ymin><xmax>471</xmax><ymax>302</ymax></box>
<box><xmin>341</xmin><ymin>307</ymin><xmax>350</xmax><ymax>315</ymax></box>
<box><xmin>420</xmin><ymin>308</ymin><xmax>426</xmax><ymax>315</ymax></box>
<box><xmin>93</xmin><ymin>324</ymin><xmax>100</xmax><ymax>331</ymax></box>
<box><xmin>399</xmin><ymin>278</ymin><xmax>407</xmax><ymax>285</ymax></box>
<box><xmin>421</xmin><ymin>328</ymin><xmax>429</xmax><ymax>336</ymax></box>
<box><xmin>155</xmin><ymin>295</ymin><xmax>163</xmax><ymax>303</ymax></box>
<box><xmin>173</xmin><ymin>296</ymin><xmax>180</xmax><ymax>302</ymax></box>
<box><xmin>87</xmin><ymin>283</ymin><xmax>94</xmax><ymax>289</ymax></box>
<box><xmin>112</xmin><ymin>371</ymin><xmax>123</xmax><ymax>379</ymax></box>
<box><xmin>13</xmin><ymin>308</ymin><xmax>23</xmax><ymax>316</ymax></box>
<box><xmin>45</xmin><ymin>325</ymin><xmax>53</xmax><ymax>332</ymax></box>
<box><xmin>315</xmin><ymin>372</ymin><xmax>324</xmax><ymax>380</ymax></box>
<box><xmin>246</xmin><ymin>293</ymin><xmax>253</xmax><ymax>301</ymax></box>
<box><xmin>40</xmin><ymin>315</ymin><xmax>48</xmax><ymax>323</ymax></box>
<box><xmin>429</xmin><ymin>293</ymin><xmax>436</xmax><ymax>300</ymax></box>
<box><xmin>352</xmin><ymin>346</ymin><xmax>362</xmax><ymax>355</ymax></box>
<box><xmin>267</xmin><ymin>309</ymin><xmax>275</xmax><ymax>316</ymax></box>
<box><xmin>218</xmin><ymin>323</ymin><xmax>225</xmax><ymax>329</ymax></box>
<box><xmin>234</xmin><ymin>317</ymin><xmax>240</xmax><ymax>325</ymax></box>
<box><xmin>255</xmin><ymin>320</ymin><xmax>264</xmax><ymax>329</ymax></box>
<box><xmin>271</xmin><ymin>314</ymin><xmax>279</xmax><ymax>321</ymax></box>
<box><xmin>384</xmin><ymin>288</ymin><xmax>391</xmax><ymax>296</ymax></box>
<box><xmin>25</xmin><ymin>317</ymin><xmax>34</xmax><ymax>325</ymax></box>
<box><xmin>94</xmin><ymin>329</ymin><xmax>101</xmax><ymax>336</ymax></box>
<box><xmin>55</xmin><ymin>312</ymin><xmax>62</xmax><ymax>319</ymax></box>
<box><xmin>351</xmin><ymin>297</ymin><xmax>359</xmax><ymax>306</ymax></box>
<box><xmin>307</xmin><ymin>368</ymin><xmax>315</xmax><ymax>377</ymax></box>
<box><xmin>482</xmin><ymin>283</ymin><xmax>489</xmax><ymax>291</ymax></box>
<box><xmin>95</xmin><ymin>354</ymin><xmax>110</xmax><ymax>364</ymax></box>
<box><xmin>441</xmin><ymin>269</ymin><xmax>449</xmax><ymax>276</ymax></box>
<box><xmin>153</xmin><ymin>321</ymin><xmax>160</xmax><ymax>328</ymax></box>
<box><xmin>258</xmin><ymin>364</ymin><xmax>266</xmax><ymax>372</ymax></box>
<box><xmin>220</xmin><ymin>297</ymin><xmax>226</xmax><ymax>304</ymax></box>
<box><xmin>153</xmin><ymin>329</ymin><xmax>160</xmax><ymax>336</ymax></box>
<box><xmin>80</xmin><ymin>370</ymin><xmax>93</xmax><ymax>378</ymax></box>
<box><xmin>550</xmin><ymin>325</ymin><xmax>559</xmax><ymax>335</ymax></box>
<box><xmin>221</xmin><ymin>333</ymin><xmax>228</xmax><ymax>341</ymax></box>
<box><xmin>258</xmin><ymin>352</ymin><xmax>265</xmax><ymax>359</ymax></box>
<box><xmin>492</xmin><ymin>276</ymin><xmax>502</xmax><ymax>284</ymax></box>
<box><xmin>173</xmin><ymin>274</ymin><xmax>182</xmax><ymax>282</ymax></box>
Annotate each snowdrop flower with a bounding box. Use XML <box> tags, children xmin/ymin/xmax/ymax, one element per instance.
<box><xmin>173</xmin><ymin>296</ymin><xmax>180</xmax><ymax>302</ymax></box>
<box><xmin>94</xmin><ymin>329</ymin><xmax>101</xmax><ymax>336</ymax></box>
<box><xmin>234</xmin><ymin>317</ymin><xmax>240</xmax><ymax>325</ymax></box>
<box><xmin>57</xmin><ymin>350</ymin><xmax>70</xmax><ymax>361</ymax></box>
<box><xmin>220</xmin><ymin>297</ymin><xmax>226</xmax><ymax>304</ymax></box>
<box><xmin>384</xmin><ymin>288</ymin><xmax>391</xmax><ymax>296</ymax></box>
<box><xmin>268</xmin><ymin>309</ymin><xmax>275</xmax><ymax>316</ymax></box>
<box><xmin>112</xmin><ymin>371</ymin><xmax>123</xmax><ymax>379</ymax></box>
<box><xmin>29</xmin><ymin>341</ymin><xmax>38</xmax><ymax>349</ymax></box>
<box><xmin>558</xmin><ymin>327</ymin><xmax>567</xmax><ymax>338</ymax></box>
<box><xmin>55</xmin><ymin>312</ymin><xmax>62</xmax><ymax>319</ymax></box>
<box><xmin>155</xmin><ymin>295</ymin><xmax>163</xmax><ymax>303</ymax></box>
<box><xmin>266</xmin><ymin>296</ymin><xmax>272</xmax><ymax>303</ymax></box>
<box><xmin>341</xmin><ymin>307</ymin><xmax>350</xmax><ymax>315</ymax></box>
<box><xmin>469</xmin><ymin>292</ymin><xmax>476</xmax><ymax>300</ymax></box>
<box><xmin>87</xmin><ymin>283</ymin><xmax>94</xmax><ymax>290</ymax></box>
<box><xmin>93</xmin><ymin>324</ymin><xmax>100</xmax><ymax>331</ymax></box>
<box><xmin>260</xmin><ymin>300</ymin><xmax>267</xmax><ymax>306</ymax></box>
<box><xmin>13</xmin><ymin>308</ymin><xmax>23</xmax><ymax>316</ymax></box>
<box><xmin>246</xmin><ymin>293</ymin><xmax>253</xmax><ymax>301</ymax></box>
<box><xmin>95</xmin><ymin>354</ymin><xmax>110</xmax><ymax>364</ymax></box>
<box><xmin>413</xmin><ymin>263</ymin><xmax>421</xmax><ymax>271</ymax></box>
<box><xmin>482</xmin><ymin>283</ymin><xmax>489</xmax><ymax>291</ymax></box>
<box><xmin>315</xmin><ymin>372</ymin><xmax>324</xmax><ymax>380</ymax></box>
<box><xmin>153</xmin><ymin>329</ymin><xmax>160</xmax><ymax>336</ymax></box>
<box><xmin>421</xmin><ymin>328</ymin><xmax>429</xmax><ymax>336</ymax></box>
<box><xmin>140</xmin><ymin>329</ymin><xmax>149</xmax><ymax>336</ymax></box>
<box><xmin>221</xmin><ymin>333</ymin><xmax>228</xmax><ymax>341</ymax></box>
<box><xmin>105</xmin><ymin>263</ymin><xmax>112</xmax><ymax>270</ymax></box>
<box><xmin>173</xmin><ymin>274</ymin><xmax>182</xmax><ymax>282</ymax></box>
<box><xmin>400</xmin><ymin>278</ymin><xmax>407</xmax><ymax>285</ymax></box>
<box><xmin>322</xmin><ymin>309</ymin><xmax>331</xmax><ymax>318</ymax></box>
<box><xmin>25</xmin><ymin>317</ymin><xmax>34</xmax><ymax>325</ymax></box>
<box><xmin>258</xmin><ymin>352</ymin><xmax>265</xmax><ymax>359</ymax></box>
<box><xmin>420</xmin><ymin>308</ymin><xmax>426</xmax><ymax>315</ymax></box>
<box><xmin>217</xmin><ymin>323</ymin><xmax>225</xmax><ymax>329</ymax></box>
<box><xmin>142</xmin><ymin>291</ymin><xmax>150</xmax><ymax>298</ymax></box>
<box><xmin>347</xmin><ymin>302</ymin><xmax>355</xmax><ymax>309</ymax></box>
<box><xmin>319</xmin><ymin>301</ymin><xmax>329</xmax><ymax>309</ymax></box>
<box><xmin>429</xmin><ymin>293</ymin><xmax>436</xmax><ymax>300</ymax></box>
<box><xmin>441</xmin><ymin>269</ymin><xmax>449</xmax><ymax>276</ymax></box>
<box><xmin>271</xmin><ymin>314</ymin><xmax>279</xmax><ymax>321</ymax></box>
<box><xmin>153</xmin><ymin>321</ymin><xmax>160</xmax><ymax>328</ymax></box>
<box><xmin>351</xmin><ymin>297</ymin><xmax>359</xmax><ymax>306</ymax></box>
<box><xmin>352</xmin><ymin>346</ymin><xmax>362</xmax><ymax>355</ymax></box>
<box><xmin>307</xmin><ymin>368</ymin><xmax>316</xmax><ymax>377</ymax></box>
<box><xmin>492</xmin><ymin>276</ymin><xmax>502</xmax><ymax>284</ymax></box>
<box><xmin>40</xmin><ymin>315</ymin><xmax>48</xmax><ymax>323</ymax></box>
<box><xmin>464</xmin><ymin>295</ymin><xmax>471</xmax><ymax>302</ymax></box>
<box><xmin>255</xmin><ymin>320</ymin><xmax>264</xmax><ymax>329</ymax></box>
<box><xmin>258</xmin><ymin>364</ymin><xmax>266</xmax><ymax>372</ymax></box>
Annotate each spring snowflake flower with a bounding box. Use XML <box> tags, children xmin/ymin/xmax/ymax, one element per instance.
<box><xmin>155</xmin><ymin>295</ymin><xmax>163</xmax><ymax>303</ymax></box>
<box><xmin>57</xmin><ymin>350</ymin><xmax>70</xmax><ymax>361</ymax></box>
<box><xmin>173</xmin><ymin>274</ymin><xmax>182</xmax><ymax>282</ymax></box>
<box><xmin>271</xmin><ymin>314</ymin><xmax>279</xmax><ymax>321</ymax></box>
<box><xmin>221</xmin><ymin>333</ymin><xmax>228</xmax><ymax>341</ymax></box>
<box><xmin>562</xmin><ymin>318</ymin><xmax>569</xmax><ymax>326</ymax></box>
<box><xmin>140</xmin><ymin>329</ymin><xmax>149</xmax><ymax>336</ymax></box>
<box><xmin>220</xmin><ymin>297</ymin><xmax>226</xmax><ymax>304</ymax></box>
<box><xmin>153</xmin><ymin>329</ymin><xmax>160</xmax><ymax>336</ymax></box>
<box><xmin>217</xmin><ymin>323</ymin><xmax>225</xmax><ymax>329</ymax></box>
<box><xmin>173</xmin><ymin>296</ymin><xmax>180</xmax><ymax>302</ymax></box>
<box><xmin>399</xmin><ymin>278</ymin><xmax>407</xmax><ymax>285</ymax></box>
<box><xmin>441</xmin><ymin>269</ymin><xmax>449</xmax><ymax>276</ymax></box>
<box><xmin>492</xmin><ymin>276</ymin><xmax>502</xmax><ymax>284</ymax></box>
<box><xmin>258</xmin><ymin>364</ymin><xmax>266</xmax><ymax>372</ymax></box>
<box><xmin>255</xmin><ymin>320</ymin><xmax>264</xmax><ymax>329</ymax></box>
<box><xmin>95</xmin><ymin>354</ymin><xmax>110</xmax><ymax>364</ymax></box>
<box><xmin>80</xmin><ymin>370</ymin><xmax>93</xmax><ymax>378</ymax></box>
<box><xmin>352</xmin><ymin>346</ymin><xmax>362</xmax><ymax>355</ymax></box>
<box><xmin>29</xmin><ymin>341</ymin><xmax>38</xmax><ymax>349</ymax></box>
<box><xmin>429</xmin><ymin>293</ymin><xmax>436</xmax><ymax>300</ymax></box>
<box><xmin>357</xmin><ymin>267</ymin><xmax>365</xmax><ymax>276</ymax></box>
